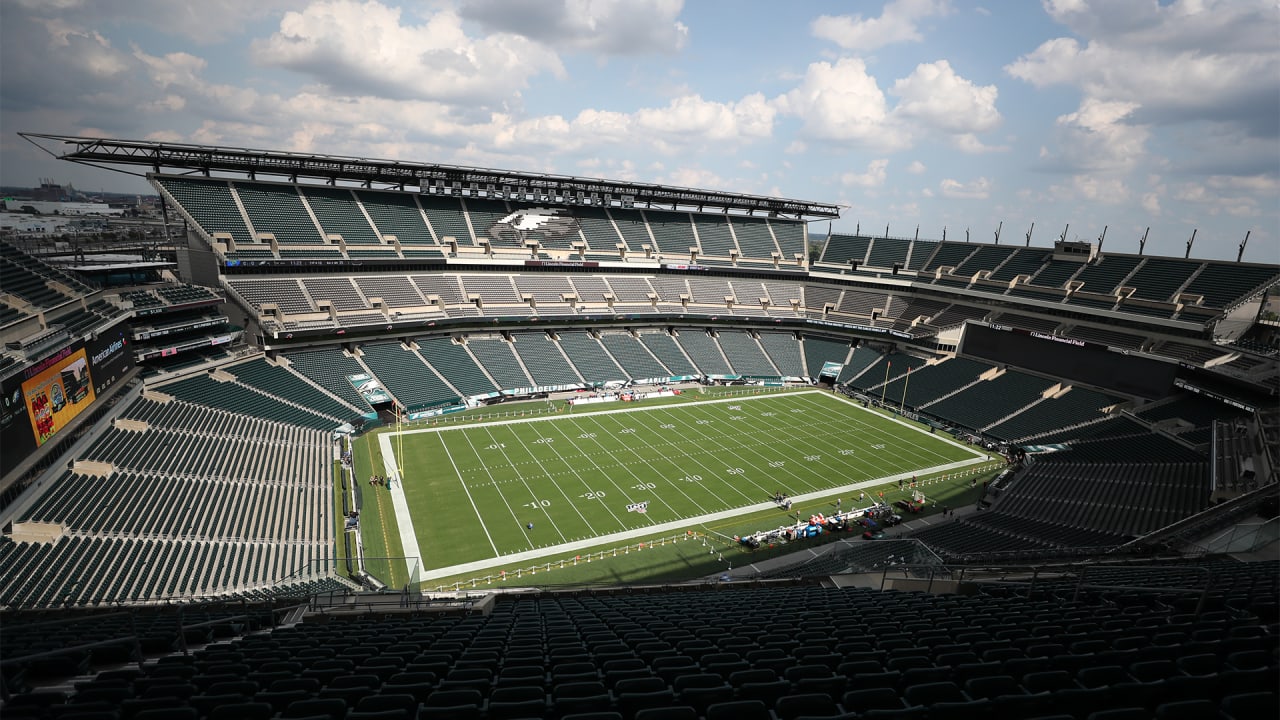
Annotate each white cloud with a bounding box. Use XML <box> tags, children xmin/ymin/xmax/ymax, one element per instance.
<box><xmin>128</xmin><ymin>32</ymin><xmax>778</xmax><ymax>166</ymax></box>
<box><xmin>132</xmin><ymin>47</ymin><xmax>207</xmax><ymax>89</ymax></box>
<box><xmin>772</xmin><ymin>58</ymin><xmax>907</xmax><ymax>150</ymax></box>
<box><xmin>634</xmin><ymin>93</ymin><xmax>775</xmax><ymax>142</ymax></box>
<box><xmin>951</xmin><ymin>133</ymin><xmax>1008</xmax><ymax>154</ymax></box>
<box><xmin>35</xmin><ymin>20</ymin><xmax>131</xmax><ymax>78</ymax></box>
<box><xmin>939</xmin><ymin>176</ymin><xmax>991</xmax><ymax>199</ymax></box>
<box><xmin>1142</xmin><ymin>192</ymin><xmax>1161</xmax><ymax>215</ymax></box>
<box><xmin>663</xmin><ymin>166</ymin><xmax>724</xmax><ymax>189</ymax></box>
<box><xmin>14</xmin><ymin>0</ymin><xmax>305</xmax><ymax>44</ymax></box>
<box><xmin>1006</xmin><ymin>0</ymin><xmax>1279</xmax><ymax>139</ymax></box>
<box><xmin>459</xmin><ymin>0</ymin><xmax>688</xmax><ymax>55</ymax></box>
<box><xmin>812</xmin><ymin>0</ymin><xmax>950</xmax><ymax>52</ymax></box>
<box><xmin>906</xmin><ymin>160</ymin><xmax>926</xmax><ymax>174</ymax></box>
<box><xmin>1207</xmin><ymin>174</ymin><xmax>1280</xmax><ymax>194</ymax></box>
<box><xmin>775</xmin><ymin>57</ymin><xmax>1004</xmax><ymax>153</ymax></box>
<box><xmin>1171</xmin><ymin>174</ymin><xmax>1275</xmax><ymax>217</ymax></box>
<box><xmin>841</xmin><ymin>159</ymin><xmax>889</xmax><ymax>188</ymax></box>
<box><xmin>891</xmin><ymin>60</ymin><xmax>1000</xmax><ymax>135</ymax></box>
<box><xmin>1044</xmin><ymin>98</ymin><xmax>1151</xmax><ymax>173</ymax></box>
<box><xmin>1064</xmin><ymin>175</ymin><xmax>1130</xmax><ymax>205</ymax></box>
<box><xmin>253</xmin><ymin>0</ymin><xmax>564</xmax><ymax>105</ymax></box>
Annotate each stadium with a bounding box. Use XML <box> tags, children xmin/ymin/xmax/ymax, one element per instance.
<box><xmin>0</xmin><ymin>134</ymin><xmax>1277</xmax><ymax>720</ymax></box>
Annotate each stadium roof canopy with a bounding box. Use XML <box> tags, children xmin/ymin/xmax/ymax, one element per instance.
<box><xmin>21</xmin><ymin>133</ymin><xmax>841</xmax><ymax>220</ymax></box>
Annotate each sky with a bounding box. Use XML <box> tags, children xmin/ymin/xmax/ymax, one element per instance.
<box><xmin>1</xmin><ymin>0</ymin><xmax>1277</xmax><ymax>262</ymax></box>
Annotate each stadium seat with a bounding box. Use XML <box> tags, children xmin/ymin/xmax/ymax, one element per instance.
<box><xmin>281</xmin><ymin>697</ymin><xmax>348</xmax><ymax>720</ymax></box>
<box><xmin>207</xmin><ymin>702</ymin><xmax>273</xmax><ymax>720</ymax></box>
<box><xmin>134</xmin><ymin>710</ymin><xmax>198</xmax><ymax>720</ymax></box>
<box><xmin>1087</xmin><ymin>710</ymin><xmax>1152</xmax><ymax>720</ymax></box>
<box><xmin>617</xmin><ymin>688</ymin><xmax>677</xmax><ymax>720</ymax></box>
<box><xmin>1021</xmin><ymin>670</ymin><xmax>1076</xmax><ymax>694</ymax></box>
<box><xmin>964</xmin><ymin>674</ymin><xmax>1023</xmax><ymax>700</ymax></box>
<box><xmin>553</xmin><ymin>682</ymin><xmax>612</xmax><ymax>718</ymax></box>
<box><xmin>354</xmin><ymin>694</ymin><xmax>419</xmax><ymax>717</ymax></box>
<box><xmin>633</xmin><ymin>707</ymin><xmax>697</xmax><ymax>720</ymax></box>
<box><xmin>706</xmin><ymin>700</ymin><xmax>772</xmax><ymax>720</ymax></box>
<box><xmin>903</xmin><ymin>681</ymin><xmax>965</xmax><ymax>706</ymax></box>
<box><xmin>1221</xmin><ymin>691</ymin><xmax>1279</xmax><ymax>720</ymax></box>
<box><xmin>1155</xmin><ymin>699</ymin><xmax>1221</xmax><ymax>720</ymax></box>
<box><xmin>348</xmin><ymin>710</ymin><xmax>414</xmax><ymax>720</ymax></box>
<box><xmin>775</xmin><ymin>692</ymin><xmax>840</xmax><ymax>720</ymax></box>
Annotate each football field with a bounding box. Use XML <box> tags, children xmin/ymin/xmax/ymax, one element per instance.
<box><xmin>373</xmin><ymin>389</ymin><xmax>987</xmax><ymax>581</ymax></box>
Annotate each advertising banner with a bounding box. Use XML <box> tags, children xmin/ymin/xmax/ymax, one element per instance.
<box><xmin>0</xmin><ymin>328</ymin><xmax>132</xmax><ymax>475</ymax></box>
<box><xmin>22</xmin><ymin>346</ymin><xmax>95</xmax><ymax>446</ymax></box>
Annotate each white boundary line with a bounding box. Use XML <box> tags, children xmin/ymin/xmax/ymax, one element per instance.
<box><xmin>377</xmin><ymin>433</ymin><xmax>426</xmax><ymax>580</ymax></box>
<box><xmin>436</xmin><ymin>433</ymin><xmax>500</xmax><ymax>555</ymax></box>
<box><xmin>380</xmin><ymin>390</ymin><xmax>991</xmax><ymax>582</ymax></box>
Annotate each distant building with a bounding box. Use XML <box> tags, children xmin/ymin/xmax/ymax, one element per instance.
<box><xmin>0</xmin><ymin>212</ymin><xmax>73</xmax><ymax>234</ymax></box>
<box><xmin>4</xmin><ymin>179</ymin><xmax>127</xmax><ymax>216</ymax></box>
<box><xmin>1</xmin><ymin>199</ymin><xmax>123</xmax><ymax>216</ymax></box>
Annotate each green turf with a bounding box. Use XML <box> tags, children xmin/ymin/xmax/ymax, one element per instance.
<box><xmin>368</xmin><ymin>389</ymin><xmax>986</xmax><ymax>583</ymax></box>
<box><xmin>349</xmin><ymin>432</ymin><xmax>407</xmax><ymax>587</ymax></box>
<box><xmin>418</xmin><ymin>466</ymin><xmax>1002</xmax><ymax>591</ymax></box>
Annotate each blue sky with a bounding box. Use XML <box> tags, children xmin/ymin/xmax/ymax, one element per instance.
<box><xmin>1</xmin><ymin>0</ymin><xmax>1276</xmax><ymax>262</ymax></box>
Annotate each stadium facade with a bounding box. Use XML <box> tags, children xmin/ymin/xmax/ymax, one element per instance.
<box><xmin>0</xmin><ymin>135</ymin><xmax>1276</xmax><ymax>718</ymax></box>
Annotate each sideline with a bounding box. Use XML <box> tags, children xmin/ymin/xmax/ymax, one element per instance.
<box><xmin>415</xmin><ymin>453</ymin><xmax>993</xmax><ymax>581</ymax></box>
<box><xmin>376</xmin><ymin>433</ymin><xmax>424</xmax><ymax>584</ymax></box>
<box><xmin>380</xmin><ymin>389</ymin><xmax>991</xmax><ymax>583</ymax></box>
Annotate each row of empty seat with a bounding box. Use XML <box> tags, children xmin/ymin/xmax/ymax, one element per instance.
<box><xmin>0</xmin><ymin>389</ymin><xmax>336</xmax><ymax>608</ymax></box>
<box><xmin>281</xmin><ymin>332</ymin><xmax>861</xmax><ymax>410</ymax></box>
<box><xmin>5</xmin><ymin>569</ymin><xmax>1276</xmax><ymax>719</ymax></box>
<box><xmin>155</xmin><ymin>176</ymin><xmax>808</xmax><ymax>264</ymax></box>
<box><xmin>912</xmin><ymin>414</ymin><xmax>1212</xmax><ymax>557</ymax></box>
<box><xmin>817</xmin><ymin>235</ymin><xmax>1278</xmax><ymax>311</ymax></box>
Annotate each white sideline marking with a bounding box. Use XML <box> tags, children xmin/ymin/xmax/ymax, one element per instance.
<box><xmin>383</xmin><ymin>390</ymin><xmax>990</xmax><ymax>583</ymax></box>
<box><xmin>377</xmin><ymin>433</ymin><xmax>426</xmax><ymax>579</ymax></box>
<box><xmin>390</xmin><ymin>390</ymin><xmax>808</xmax><ymax>436</ymax></box>
<box><xmin>414</xmin><ymin>453</ymin><xmax>988</xmax><ymax>581</ymax></box>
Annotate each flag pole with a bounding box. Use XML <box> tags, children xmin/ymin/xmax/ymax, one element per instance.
<box><xmin>880</xmin><ymin>360</ymin><xmax>891</xmax><ymax>406</ymax></box>
<box><xmin>901</xmin><ymin>367</ymin><xmax>911</xmax><ymax>412</ymax></box>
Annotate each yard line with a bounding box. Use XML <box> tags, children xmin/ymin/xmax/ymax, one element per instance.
<box><xmin>479</xmin><ymin>426</ymin><xmax>570</xmax><ymax>544</ymax></box>
<box><xmin>601</xmin><ymin>409</ymin><xmax>762</xmax><ymax>507</ymax></box>
<box><xmin>455</xmin><ymin>428</ymin><xmax>537</xmax><ymax>549</ymax></box>
<box><xmin>793</xmin><ymin>397</ymin><xmax>951</xmax><ymax>463</ymax></box>
<box><xmin>497</xmin><ymin>422</ymin><xmax>621</xmax><ymax>534</ymax></box>
<box><xmin>567</xmin><ymin>414</ymin><xmax>715</xmax><ymax>519</ymax></box>
<box><xmin>673</xmin><ymin>402</ymin><xmax>839</xmax><ymax>495</ymax></box>
<box><xmin>671</xmin><ymin>392</ymin><xmax>982</xmax><ymax>509</ymax></box>
<box><xmin>645</xmin><ymin>406</ymin><xmax>783</xmax><ymax>501</ymax></box>
<box><xmin>719</xmin><ymin>396</ymin><xmax>905</xmax><ymax>482</ymax></box>
<box><xmin>782</xmin><ymin>392</ymin><xmax>983</xmax><ymax>477</ymax></box>
<box><xmin>795</xmin><ymin>392</ymin><xmax>977</xmax><ymax>464</ymax></box>
<box><xmin>665</xmin><ymin>403</ymin><xmax>855</xmax><ymax>500</ymax></box>
<box><xmin>540</xmin><ymin>418</ymin><xmax>651</xmax><ymax>528</ymax></box>
<box><xmin>745</xmin><ymin>392</ymin><xmax>962</xmax><ymax>477</ymax></box>
<box><xmin>414</xmin><ymin>450</ymin><xmax>988</xmax><ymax>582</ymax></box>
<box><xmin>383</xmin><ymin>390</ymin><xmax>995</xmax><ymax>578</ymax></box>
